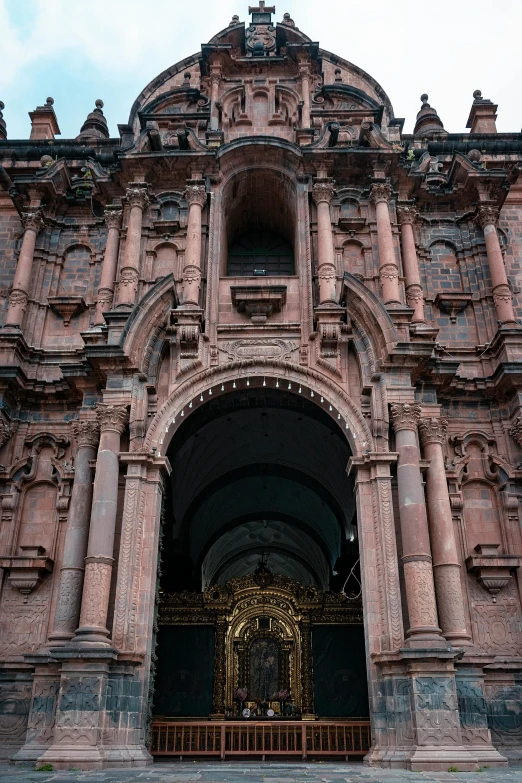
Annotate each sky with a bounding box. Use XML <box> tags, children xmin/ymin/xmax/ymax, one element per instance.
<box><xmin>1</xmin><ymin>0</ymin><xmax>521</xmax><ymax>140</ymax></box>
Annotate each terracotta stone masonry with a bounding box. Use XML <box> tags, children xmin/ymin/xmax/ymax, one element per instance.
<box><xmin>1</xmin><ymin>3</ymin><xmax>522</xmax><ymax>773</ymax></box>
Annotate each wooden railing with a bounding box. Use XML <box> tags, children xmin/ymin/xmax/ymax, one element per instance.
<box><xmin>151</xmin><ymin>720</ymin><xmax>371</xmax><ymax>759</ymax></box>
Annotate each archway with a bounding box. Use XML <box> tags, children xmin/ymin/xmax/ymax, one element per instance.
<box><xmin>152</xmin><ymin>381</ymin><xmax>369</xmax><ymax>729</ymax></box>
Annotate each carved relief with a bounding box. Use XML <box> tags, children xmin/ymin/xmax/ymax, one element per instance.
<box><xmin>312</xmin><ymin>181</ymin><xmax>335</xmax><ymax>205</ymax></box>
<box><xmin>184</xmin><ymin>185</ymin><xmax>207</xmax><ymax>209</ymax></box>
<box><xmin>370</xmin><ymin>182</ymin><xmax>392</xmax><ymax>205</ymax></box>
<box><xmin>52</xmin><ymin>568</ymin><xmax>83</xmax><ymax>631</ymax></box>
<box><xmin>419</xmin><ymin>417</ymin><xmax>448</xmax><ymax>446</ymax></box>
<box><xmin>390</xmin><ymin>403</ymin><xmax>421</xmax><ymax>432</ymax></box>
<box><xmin>71</xmin><ymin>419</ymin><xmax>100</xmax><ymax>449</ymax></box>
<box><xmin>126</xmin><ymin>185</ymin><xmax>149</xmax><ymax>211</ymax></box>
<box><xmin>223</xmin><ymin>339</ymin><xmax>297</xmax><ymax>362</ymax></box>
<box><xmin>472</xmin><ymin>603</ymin><xmax>521</xmax><ymax>655</ymax></box>
<box><xmin>403</xmin><ymin>560</ymin><xmax>438</xmax><ymax>630</ymax></box>
<box><xmin>21</xmin><ymin>210</ymin><xmax>44</xmax><ymax>234</ymax></box>
<box><xmin>96</xmin><ymin>403</ymin><xmax>128</xmax><ymax>434</ymax></box>
<box><xmin>78</xmin><ymin>560</ymin><xmax>112</xmax><ymax>628</ymax></box>
<box><xmin>476</xmin><ymin>204</ymin><xmax>499</xmax><ymax>229</ymax></box>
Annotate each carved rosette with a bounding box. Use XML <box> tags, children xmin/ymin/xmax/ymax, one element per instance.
<box><xmin>95</xmin><ymin>403</ymin><xmax>128</xmax><ymax>435</ymax></box>
<box><xmin>493</xmin><ymin>283</ymin><xmax>513</xmax><ymax>305</ymax></box>
<box><xmin>419</xmin><ymin>417</ymin><xmax>448</xmax><ymax>446</ymax></box>
<box><xmin>21</xmin><ymin>210</ymin><xmax>44</xmax><ymax>234</ymax></box>
<box><xmin>126</xmin><ymin>185</ymin><xmax>149</xmax><ymax>210</ymax></box>
<box><xmin>406</xmin><ymin>284</ymin><xmax>424</xmax><ymax>306</ymax></box>
<box><xmin>379</xmin><ymin>263</ymin><xmax>399</xmax><ymax>282</ymax></box>
<box><xmin>390</xmin><ymin>403</ymin><xmax>421</xmax><ymax>433</ymax></box>
<box><xmin>71</xmin><ymin>419</ymin><xmax>100</xmax><ymax>449</ymax></box>
<box><xmin>312</xmin><ymin>181</ymin><xmax>335</xmax><ymax>205</ymax></box>
<box><xmin>510</xmin><ymin>416</ymin><xmax>522</xmax><ymax>447</ymax></box>
<box><xmin>396</xmin><ymin>205</ymin><xmax>418</xmax><ymax>225</ymax></box>
<box><xmin>184</xmin><ymin>184</ymin><xmax>207</xmax><ymax>209</ymax></box>
<box><xmin>370</xmin><ymin>182</ymin><xmax>392</xmax><ymax>205</ymax></box>
<box><xmin>182</xmin><ymin>264</ymin><xmax>202</xmax><ymax>285</ymax></box>
<box><xmin>476</xmin><ymin>204</ymin><xmax>500</xmax><ymax>229</ymax></box>
<box><xmin>104</xmin><ymin>208</ymin><xmax>123</xmax><ymax>230</ymax></box>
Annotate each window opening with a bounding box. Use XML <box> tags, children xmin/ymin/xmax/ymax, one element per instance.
<box><xmin>227</xmin><ymin>230</ymin><xmax>294</xmax><ymax>276</ymax></box>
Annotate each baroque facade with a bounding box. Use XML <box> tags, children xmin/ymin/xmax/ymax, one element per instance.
<box><xmin>1</xmin><ymin>3</ymin><xmax>522</xmax><ymax>771</ymax></box>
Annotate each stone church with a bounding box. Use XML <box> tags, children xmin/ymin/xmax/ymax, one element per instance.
<box><xmin>1</xmin><ymin>2</ymin><xmax>522</xmax><ymax>771</ymax></box>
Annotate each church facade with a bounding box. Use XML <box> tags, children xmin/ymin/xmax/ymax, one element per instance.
<box><xmin>1</xmin><ymin>3</ymin><xmax>522</xmax><ymax>771</ymax></box>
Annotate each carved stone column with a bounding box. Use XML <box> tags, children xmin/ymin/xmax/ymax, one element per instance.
<box><xmin>397</xmin><ymin>205</ymin><xmax>425</xmax><ymax>323</ymax></box>
<box><xmin>48</xmin><ymin>420</ymin><xmax>100</xmax><ymax>645</ymax></box>
<box><xmin>312</xmin><ymin>180</ymin><xmax>337</xmax><ymax>304</ymax></box>
<box><xmin>419</xmin><ymin>417</ymin><xmax>471</xmax><ymax>646</ymax></box>
<box><xmin>211</xmin><ymin>618</ymin><xmax>227</xmax><ymax>717</ymax></box>
<box><xmin>118</xmin><ymin>184</ymin><xmax>149</xmax><ymax>307</ymax></box>
<box><xmin>390</xmin><ymin>403</ymin><xmax>444</xmax><ymax>646</ymax></box>
<box><xmin>371</xmin><ymin>183</ymin><xmax>401</xmax><ymax>306</ymax></box>
<box><xmin>4</xmin><ymin>210</ymin><xmax>44</xmax><ymax>329</ymax></box>
<box><xmin>299</xmin><ymin>64</ymin><xmax>311</xmax><ymax>128</ymax></box>
<box><xmin>300</xmin><ymin>617</ymin><xmax>314</xmax><ymax>717</ymax></box>
<box><xmin>182</xmin><ymin>183</ymin><xmax>207</xmax><ymax>306</ymax></box>
<box><xmin>476</xmin><ymin>205</ymin><xmax>516</xmax><ymax>326</ymax></box>
<box><xmin>94</xmin><ymin>208</ymin><xmax>122</xmax><ymax>325</ymax></box>
<box><xmin>73</xmin><ymin>404</ymin><xmax>128</xmax><ymax>646</ymax></box>
<box><xmin>209</xmin><ymin>73</ymin><xmax>221</xmax><ymax>130</ymax></box>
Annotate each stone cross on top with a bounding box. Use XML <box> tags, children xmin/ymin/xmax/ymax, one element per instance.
<box><xmin>249</xmin><ymin>2</ymin><xmax>275</xmax><ymax>24</ymax></box>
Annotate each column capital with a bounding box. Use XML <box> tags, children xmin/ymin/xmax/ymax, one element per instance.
<box><xmin>104</xmin><ymin>207</ymin><xmax>123</xmax><ymax>229</ymax></box>
<box><xmin>71</xmin><ymin>419</ymin><xmax>100</xmax><ymax>449</ymax></box>
<box><xmin>125</xmin><ymin>184</ymin><xmax>149</xmax><ymax>210</ymax></box>
<box><xmin>390</xmin><ymin>402</ymin><xmax>421</xmax><ymax>432</ymax></box>
<box><xmin>510</xmin><ymin>415</ymin><xmax>522</xmax><ymax>447</ymax></box>
<box><xmin>184</xmin><ymin>184</ymin><xmax>207</xmax><ymax>208</ymax></box>
<box><xmin>396</xmin><ymin>204</ymin><xmax>418</xmax><ymax>225</ymax></box>
<box><xmin>419</xmin><ymin>417</ymin><xmax>448</xmax><ymax>446</ymax></box>
<box><xmin>0</xmin><ymin>413</ymin><xmax>14</xmax><ymax>450</ymax></box>
<box><xmin>21</xmin><ymin>209</ymin><xmax>44</xmax><ymax>233</ymax></box>
<box><xmin>312</xmin><ymin>179</ymin><xmax>335</xmax><ymax>205</ymax></box>
<box><xmin>95</xmin><ymin>403</ymin><xmax>128</xmax><ymax>435</ymax></box>
<box><xmin>208</xmin><ymin>72</ymin><xmax>222</xmax><ymax>86</ymax></box>
<box><xmin>370</xmin><ymin>182</ymin><xmax>392</xmax><ymax>205</ymax></box>
<box><xmin>476</xmin><ymin>203</ymin><xmax>500</xmax><ymax>229</ymax></box>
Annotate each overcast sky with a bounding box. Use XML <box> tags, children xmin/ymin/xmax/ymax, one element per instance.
<box><xmin>1</xmin><ymin>0</ymin><xmax>521</xmax><ymax>140</ymax></box>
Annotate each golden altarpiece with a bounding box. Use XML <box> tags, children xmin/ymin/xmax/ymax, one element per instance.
<box><xmin>158</xmin><ymin>574</ymin><xmax>363</xmax><ymax>720</ymax></box>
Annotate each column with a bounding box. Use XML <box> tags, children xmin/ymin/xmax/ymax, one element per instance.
<box><xmin>396</xmin><ymin>205</ymin><xmax>425</xmax><ymax>323</ymax></box>
<box><xmin>370</xmin><ymin>183</ymin><xmax>401</xmax><ymax>306</ymax></box>
<box><xmin>299</xmin><ymin>64</ymin><xmax>311</xmax><ymax>128</ymax></box>
<box><xmin>211</xmin><ymin>618</ymin><xmax>227</xmax><ymax>717</ymax></box>
<box><xmin>300</xmin><ymin>617</ymin><xmax>315</xmax><ymax>716</ymax></box>
<box><xmin>390</xmin><ymin>403</ymin><xmax>444</xmax><ymax>646</ymax></box>
<box><xmin>209</xmin><ymin>73</ymin><xmax>221</xmax><ymax>130</ymax></box>
<box><xmin>477</xmin><ymin>204</ymin><xmax>516</xmax><ymax>326</ymax></box>
<box><xmin>4</xmin><ymin>210</ymin><xmax>44</xmax><ymax>329</ymax></box>
<box><xmin>94</xmin><ymin>208</ymin><xmax>122</xmax><ymax>325</ymax></box>
<box><xmin>48</xmin><ymin>420</ymin><xmax>100</xmax><ymax>645</ymax></box>
<box><xmin>118</xmin><ymin>184</ymin><xmax>149</xmax><ymax>307</ymax></box>
<box><xmin>312</xmin><ymin>180</ymin><xmax>337</xmax><ymax>304</ymax></box>
<box><xmin>419</xmin><ymin>417</ymin><xmax>471</xmax><ymax>646</ymax></box>
<box><xmin>73</xmin><ymin>403</ymin><xmax>128</xmax><ymax>646</ymax></box>
<box><xmin>182</xmin><ymin>183</ymin><xmax>207</xmax><ymax>306</ymax></box>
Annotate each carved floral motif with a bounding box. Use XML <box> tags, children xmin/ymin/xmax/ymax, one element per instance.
<box><xmin>476</xmin><ymin>204</ymin><xmax>500</xmax><ymax>229</ymax></box>
<box><xmin>312</xmin><ymin>181</ymin><xmax>335</xmax><ymax>205</ymax></box>
<box><xmin>104</xmin><ymin>208</ymin><xmax>123</xmax><ymax>230</ymax></box>
<box><xmin>510</xmin><ymin>415</ymin><xmax>522</xmax><ymax>447</ymax></box>
<box><xmin>71</xmin><ymin>419</ymin><xmax>100</xmax><ymax>449</ymax></box>
<box><xmin>419</xmin><ymin>417</ymin><xmax>448</xmax><ymax>446</ymax></box>
<box><xmin>406</xmin><ymin>283</ymin><xmax>424</xmax><ymax>306</ymax></box>
<box><xmin>21</xmin><ymin>210</ymin><xmax>44</xmax><ymax>234</ymax></box>
<box><xmin>396</xmin><ymin>205</ymin><xmax>417</xmax><ymax>225</ymax></box>
<box><xmin>370</xmin><ymin>182</ymin><xmax>392</xmax><ymax>205</ymax></box>
<box><xmin>184</xmin><ymin>184</ymin><xmax>207</xmax><ymax>209</ymax></box>
<box><xmin>126</xmin><ymin>185</ymin><xmax>149</xmax><ymax>210</ymax></box>
<box><xmin>404</xmin><ymin>559</ymin><xmax>439</xmax><ymax>630</ymax></box>
<box><xmin>390</xmin><ymin>402</ymin><xmax>421</xmax><ymax>432</ymax></box>
<box><xmin>95</xmin><ymin>403</ymin><xmax>128</xmax><ymax>434</ymax></box>
<box><xmin>183</xmin><ymin>264</ymin><xmax>202</xmax><ymax>284</ymax></box>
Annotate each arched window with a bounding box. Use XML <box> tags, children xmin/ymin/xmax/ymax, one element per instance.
<box><xmin>227</xmin><ymin>231</ymin><xmax>294</xmax><ymax>277</ymax></box>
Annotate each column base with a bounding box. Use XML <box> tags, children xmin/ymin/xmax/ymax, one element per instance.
<box><xmin>365</xmin><ymin>743</ymin><xmax>501</xmax><ymax>771</ymax></box>
<box><xmin>38</xmin><ymin>745</ymin><xmax>106</xmax><ymax>770</ymax></box>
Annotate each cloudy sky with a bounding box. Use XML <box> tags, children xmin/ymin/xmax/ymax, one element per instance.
<box><xmin>1</xmin><ymin>0</ymin><xmax>521</xmax><ymax>140</ymax></box>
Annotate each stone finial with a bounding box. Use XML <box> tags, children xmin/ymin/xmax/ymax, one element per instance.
<box><xmin>390</xmin><ymin>403</ymin><xmax>421</xmax><ymax>432</ymax></box>
<box><xmin>77</xmin><ymin>99</ymin><xmax>109</xmax><ymax>140</ymax></box>
<box><xmin>467</xmin><ymin>89</ymin><xmax>498</xmax><ymax>134</ymax></box>
<box><xmin>282</xmin><ymin>12</ymin><xmax>295</xmax><ymax>26</ymax></box>
<box><xmin>29</xmin><ymin>97</ymin><xmax>60</xmax><ymax>140</ymax></box>
<box><xmin>0</xmin><ymin>101</ymin><xmax>6</xmax><ymax>141</ymax></box>
<box><xmin>229</xmin><ymin>14</ymin><xmax>240</xmax><ymax>25</ymax></box>
<box><xmin>413</xmin><ymin>93</ymin><xmax>447</xmax><ymax>139</ymax></box>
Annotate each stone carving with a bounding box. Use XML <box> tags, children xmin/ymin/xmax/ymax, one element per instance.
<box><xmin>493</xmin><ymin>283</ymin><xmax>513</xmax><ymax>305</ymax></box>
<box><xmin>0</xmin><ymin>589</ymin><xmax>49</xmax><ymax>656</ymax></box>
<box><xmin>509</xmin><ymin>415</ymin><xmax>522</xmax><ymax>447</ymax></box>
<box><xmin>184</xmin><ymin>184</ymin><xmax>207</xmax><ymax>208</ymax></box>
<box><xmin>406</xmin><ymin>284</ymin><xmax>424</xmax><ymax>308</ymax></box>
<box><xmin>126</xmin><ymin>185</ymin><xmax>149</xmax><ymax>210</ymax></box>
<box><xmin>56</xmin><ymin>677</ymin><xmax>101</xmax><ymax>729</ymax></box>
<box><xmin>434</xmin><ymin>566</ymin><xmax>467</xmax><ymax>637</ymax></box>
<box><xmin>78</xmin><ymin>560</ymin><xmax>112</xmax><ymax>628</ymax></box>
<box><xmin>119</xmin><ymin>267</ymin><xmax>139</xmax><ymax>289</ymax></box>
<box><xmin>318</xmin><ymin>264</ymin><xmax>336</xmax><ymax>281</ymax></box>
<box><xmin>182</xmin><ymin>264</ymin><xmax>202</xmax><ymax>285</ymax></box>
<box><xmin>403</xmin><ymin>559</ymin><xmax>439</xmax><ymax>630</ymax></box>
<box><xmin>104</xmin><ymin>208</ymin><xmax>123</xmax><ymax>230</ymax></box>
<box><xmin>96</xmin><ymin>287</ymin><xmax>114</xmax><ymax>307</ymax></box>
<box><xmin>312</xmin><ymin>181</ymin><xmax>335</xmax><ymax>205</ymax></box>
<box><xmin>476</xmin><ymin>204</ymin><xmax>499</xmax><ymax>229</ymax></box>
<box><xmin>396</xmin><ymin>205</ymin><xmax>417</xmax><ymax>225</ymax></box>
<box><xmin>370</xmin><ymin>182</ymin><xmax>392</xmax><ymax>205</ymax></box>
<box><xmin>419</xmin><ymin>417</ymin><xmax>448</xmax><ymax>445</ymax></box>
<box><xmin>112</xmin><ymin>480</ymin><xmax>141</xmax><ymax>650</ymax></box>
<box><xmin>7</xmin><ymin>289</ymin><xmax>28</xmax><ymax>308</ymax></box>
<box><xmin>95</xmin><ymin>403</ymin><xmax>128</xmax><ymax>434</ymax></box>
<box><xmin>71</xmin><ymin>419</ymin><xmax>100</xmax><ymax>449</ymax></box>
<box><xmin>379</xmin><ymin>263</ymin><xmax>399</xmax><ymax>282</ymax></box>
<box><xmin>21</xmin><ymin>210</ymin><xmax>44</xmax><ymax>234</ymax></box>
<box><xmin>223</xmin><ymin>339</ymin><xmax>296</xmax><ymax>362</ymax></box>
<box><xmin>0</xmin><ymin>686</ymin><xmax>30</xmax><ymax>744</ymax></box>
<box><xmin>472</xmin><ymin>603</ymin><xmax>522</xmax><ymax>654</ymax></box>
<box><xmin>0</xmin><ymin>413</ymin><xmax>15</xmax><ymax>450</ymax></box>
<box><xmin>390</xmin><ymin>402</ymin><xmax>421</xmax><ymax>432</ymax></box>
<box><xmin>377</xmin><ymin>479</ymin><xmax>403</xmax><ymax>650</ymax></box>
<box><xmin>52</xmin><ymin>568</ymin><xmax>83</xmax><ymax>630</ymax></box>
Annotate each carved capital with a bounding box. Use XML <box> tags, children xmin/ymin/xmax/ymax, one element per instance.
<box><xmin>71</xmin><ymin>419</ymin><xmax>100</xmax><ymax>449</ymax></box>
<box><xmin>476</xmin><ymin>204</ymin><xmax>499</xmax><ymax>229</ymax></box>
<box><xmin>95</xmin><ymin>403</ymin><xmax>128</xmax><ymax>435</ymax></box>
<box><xmin>0</xmin><ymin>413</ymin><xmax>15</xmax><ymax>450</ymax></box>
<box><xmin>21</xmin><ymin>209</ymin><xmax>44</xmax><ymax>234</ymax></box>
<box><xmin>510</xmin><ymin>416</ymin><xmax>522</xmax><ymax>447</ymax></box>
<box><xmin>390</xmin><ymin>402</ymin><xmax>421</xmax><ymax>433</ymax></box>
<box><xmin>419</xmin><ymin>417</ymin><xmax>448</xmax><ymax>446</ymax></box>
<box><xmin>312</xmin><ymin>180</ymin><xmax>335</xmax><ymax>205</ymax></box>
<box><xmin>396</xmin><ymin>205</ymin><xmax>418</xmax><ymax>225</ymax></box>
<box><xmin>104</xmin><ymin>208</ymin><xmax>123</xmax><ymax>230</ymax></box>
<box><xmin>126</xmin><ymin>184</ymin><xmax>149</xmax><ymax>210</ymax></box>
<box><xmin>184</xmin><ymin>184</ymin><xmax>207</xmax><ymax>209</ymax></box>
<box><xmin>370</xmin><ymin>182</ymin><xmax>392</xmax><ymax>205</ymax></box>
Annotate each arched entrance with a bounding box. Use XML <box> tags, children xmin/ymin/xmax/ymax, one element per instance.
<box><xmin>146</xmin><ymin>370</ymin><xmax>373</xmax><ymax>757</ymax></box>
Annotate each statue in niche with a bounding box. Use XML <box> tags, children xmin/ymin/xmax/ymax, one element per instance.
<box><xmin>249</xmin><ymin>638</ymin><xmax>279</xmax><ymax>701</ymax></box>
